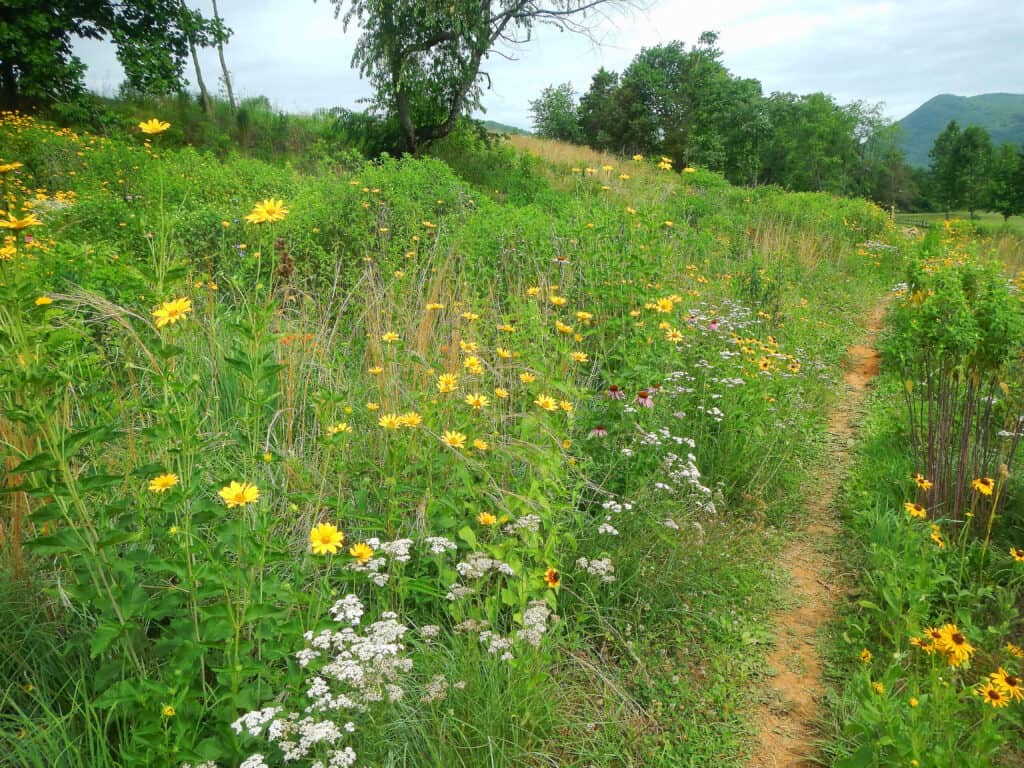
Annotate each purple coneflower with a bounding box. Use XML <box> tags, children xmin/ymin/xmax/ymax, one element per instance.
<box><xmin>607</xmin><ymin>384</ymin><xmax>625</xmax><ymax>400</ymax></box>
<box><xmin>636</xmin><ymin>390</ymin><xmax>654</xmax><ymax>408</ymax></box>
<box><xmin>589</xmin><ymin>425</ymin><xmax>608</xmax><ymax>438</ymax></box>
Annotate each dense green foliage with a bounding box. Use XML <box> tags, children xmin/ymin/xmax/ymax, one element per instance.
<box><xmin>529</xmin><ymin>33</ymin><xmax>919</xmax><ymax>206</ymax></box>
<box><xmin>927</xmin><ymin>120</ymin><xmax>1024</xmax><ymax>220</ymax></box>
<box><xmin>825</xmin><ymin>229</ymin><xmax>1024</xmax><ymax>766</ymax></box>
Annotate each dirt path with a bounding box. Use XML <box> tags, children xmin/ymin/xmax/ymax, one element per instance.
<box><xmin>746</xmin><ymin>301</ymin><xmax>887</xmax><ymax>768</ymax></box>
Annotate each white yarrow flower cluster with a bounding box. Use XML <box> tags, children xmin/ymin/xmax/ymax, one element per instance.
<box><xmin>503</xmin><ymin>513</ymin><xmax>541</xmax><ymax>534</ymax></box>
<box><xmin>576</xmin><ymin>556</ymin><xmax>616</xmax><ymax>582</ymax></box>
<box><xmin>233</xmin><ymin>596</ymin><xmax>412</xmax><ymax>768</ymax></box>
<box><xmin>515</xmin><ymin>600</ymin><xmax>553</xmax><ymax>648</ymax></box>
<box><xmin>423</xmin><ymin>535</ymin><xmax>457</xmax><ymax>554</ymax></box>
<box><xmin>455</xmin><ymin>551</ymin><xmax>515</xmax><ymax>579</ymax></box>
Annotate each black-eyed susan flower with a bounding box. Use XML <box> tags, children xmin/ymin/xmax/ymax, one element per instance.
<box><xmin>972</xmin><ymin>477</ymin><xmax>995</xmax><ymax>496</ymax></box>
<box><xmin>148</xmin><ymin>473</ymin><xmax>179</xmax><ymax>493</ymax></box>
<box><xmin>930</xmin><ymin>524</ymin><xmax>945</xmax><ymax>549</ymax></box>
<box><xmin>860</xmin><ymin>648</ymin><xmax>872</xmax><ymax>664</ymax></box>
<box><xmin>310</xmin><ymin>523</ymin><xmax>344</xmax><ymax>555</ymax></box>
<box><xmin>219</xmin><ymin>481</ymin><xmax>259</xmax><ymax>508</ymax></box>
<box><xmin>326</xmin><ymin>422</ymin><xmax>352</xmax><ymax>437</ymax></box>
<box><xmin>904</xmin><ymin>502</ymin><xmax>927</xmax><ymax>519</ymax></box>
<box><xmin>912</xmin><ymin>473</ymin><xmax>933</xmax><ymax>491</ymax></box>
<box><xmin>152</xmin><ymin>297</ymin><xmax>192</xmax><ymax>328</ymax></box>
<box><xmin>161</xmin><ymin>704</ymin><xmax>176</xmax><ymax>717</ymax></box>
<box><xmin>937</xmin><ymin>624</ymin><xmax>975</xmax><ymax>666</ymax></box>
<box><xmin>977</xmin><ymin>681</ymin><xmax>1010</xmax><ymax>707</ymax></box>
<box><xmin>989</xmin><ymin>668</ymin><xmax>1023</xmax><ymax>701</ymax></box>
<box><xmin>871</xmin><ymin>681</ymin><xmax>884</xmax><ymax>695</ymax></box>
<box><xmin>1011</xmin><ymin>547</ymin><xmax>1024</xmax><ymax>562</ymax></box>
<box><xmin>1007</xmin><ymin>642</ymin><xmax>1024</xmax><ymax>658</ymax></box>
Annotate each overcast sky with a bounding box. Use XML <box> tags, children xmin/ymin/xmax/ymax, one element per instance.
<box><xmin>76</xmin><ymin>0</ymin><xmax>1023</xmax><ymax>128</ymax></box>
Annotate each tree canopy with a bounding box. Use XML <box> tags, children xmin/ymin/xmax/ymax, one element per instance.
<box><xmin>0</xmin><ymin>0</ymin><xmax>229</xmax><ymax>108</ymax></box>
<box><xmin>327</xmin><ymin>0</ymin><xmax>632</xmax><ymax>153</ymax></box>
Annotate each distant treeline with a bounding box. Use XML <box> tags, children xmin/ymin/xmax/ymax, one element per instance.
<box><xmin>528</xmin><ymin>33</ymin><xmax>1024</xmax><ymax>217</ymax></box>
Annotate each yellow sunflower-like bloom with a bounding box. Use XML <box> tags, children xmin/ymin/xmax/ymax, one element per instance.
<box><xmin>0</xmin><ymin>212</ymin><xmax>42</xmax><ymax>230</ymax></box>
<box><xmin>218</xmin><ymin>481</ymin><xmax>259</xmax><ymax>508</ymax></box>
<box><xmin>349</xmin><ymin>542</ymin><xmax>374</xmax><ymax>562</ymax></box>
<box><xmin>244</xmin><ymin>198</ymin><xmax>289</xmax><ymax>224</ymax></box>
<box><xmin>148</xmin><ymin>473</ymin><xmax>179</xmax><ymax>493</ymax></box>
<box><xmin>440</xmin><ymin>430</ymin><xmax>467</xmax><ymax>449</ymax></box>
<box><xmin>138</xmin><ymin>119</ymin><xmax>170</xmax><ymax>134</ymax></box>
<box><xmin>152</xmin><ymin>297</ymin><xmax>193</xmax><ymax>328</ymax></box>
<box><xmin>310</xmin><ymin>523</ymin><xmax>344</xmax><ymax>556</ymax></box>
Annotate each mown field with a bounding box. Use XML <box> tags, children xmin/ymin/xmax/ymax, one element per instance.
<box><xmin>896</xmin><ymin>211</ymin><xmax>1024</xmax><ymax>237</ymax></box>
<box><xmin>1</xmin><ymin>112</ymin><xmax>1022</xmax><ymax>767</ymax></box>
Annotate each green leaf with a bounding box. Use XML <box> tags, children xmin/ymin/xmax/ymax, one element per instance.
<box><xmin>835</xmin><ymin>745</ymin><xmax>876</xmax><ymax>768</ymax></box>
<box><xmin>13</xmin><ymin>452</ymin><xmax>57</xmax><ymax>474</ymax></box>
<box><xmin>457</xmin><ymin>525</ymin><xmax>477</xmax><ymax>548</ymax></box>
<box><xmin>96</xmin><ymin>530</ymin><xmax>143</xmax><ymax>549</ymax></box>
<box><xmin>25</xmin><ymin>527</ymin><xmax>85</xmax><ymax>556</ymax></box>
<box><xmin>78</xmin><ymin>473</ymin><xmax>123</xmax><ymax>492</ymax></box>
<box><xmin>90</xmin><ymin>622</ymin><xmax>124</xmax><ymax>658</ymax></box>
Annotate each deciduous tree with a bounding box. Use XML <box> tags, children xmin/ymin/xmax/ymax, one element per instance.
<box><xmin>327</xmin><ymin>0</ymin><xmax>634</xmax><ymax>153</ymax></box>
<box><xmin>529</xmin><ymin>82</ymin><xmax>582</xmax><ymax>143</ymax></box>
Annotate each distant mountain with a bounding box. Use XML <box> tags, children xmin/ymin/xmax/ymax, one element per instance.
<box><xmin>480</xmin><ymin>120</ymin><xmax>530</xmax><ymax>135</ymax></box>
<box><xmin>897</xmin><ymin>93</ymin><xmax>1024</xmax><ymax>167</ymax></box>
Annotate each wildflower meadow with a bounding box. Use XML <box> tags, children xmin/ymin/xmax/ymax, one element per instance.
<box><xmin>1</xmin><ymin>110</ymin><xmax>1022</xmax><ymax>768</ymax></box>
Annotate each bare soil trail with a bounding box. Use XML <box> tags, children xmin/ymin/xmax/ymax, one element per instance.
<box><xmin>746</xmin><ymin>301</ymin><xmax>887</xmax><ymax>768</ymax></box>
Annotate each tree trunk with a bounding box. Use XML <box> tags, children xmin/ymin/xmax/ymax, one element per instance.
<box><xmin>395</xmin><ymin>86</ymin><xmax>418</xmax><ymax>154</ymax></box>
<box><xmin>188</xmin><ymin>33</ymin><xmax>212</xmax><ymax>114</ymax></box>
<box><xmin>211</xmin><ymin>0</ymin><xmax>236</xmax><ymax>110</ymax></box>
<box><xmin>0</xmin><ymin>61</ymin><xmax>17</xmax><ymax>110</ymax></box>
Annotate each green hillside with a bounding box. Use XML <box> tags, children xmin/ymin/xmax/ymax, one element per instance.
<box><xmin>480</xmin><ymin>119</ymin><xmax>530</xmax><ymax>135</ymax></box>
<box><xmin>898</xmin><ymin>92</ymin><xmax>1024</xmax><ymax>167</ymax></box>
